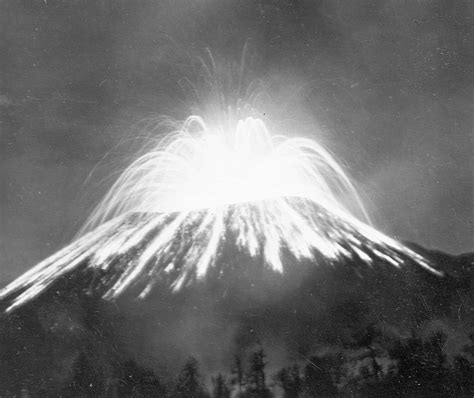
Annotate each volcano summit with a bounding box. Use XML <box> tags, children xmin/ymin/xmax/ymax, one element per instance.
<box><xmin>0</xmin><ymin>115</ymin><xmax>441</xmax><ymax>313</ymax></box>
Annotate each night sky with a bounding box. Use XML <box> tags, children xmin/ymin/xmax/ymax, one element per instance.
<box><xmin>1</xmin><ymin>0</ymin><xmax>473</xmax><ymax>286</ymax></box>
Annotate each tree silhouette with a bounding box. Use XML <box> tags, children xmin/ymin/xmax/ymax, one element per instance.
<box><xmin>172</xmin><ymin>356</ymin><xmax>209</xmax><ymax>398</ymax></box>
<box><xmin>230</xmin><ymin>355</ymin><xmax>245</xmax><ymax>396</ymax></box>
<box><xmin>245</xmin><ymin>346</ymin><xmax>270</xmax><ymax>398</ymax></box>
<box><xmin>275</xmin><ymin>364</ymin><xmax>302</xmax><ymax>398</ymax></box>
<box><xmin>116</xmin><ymin>359</ymin><xmax>166</xmax><ymax>397</ymax></box>
<box><xmin>212</xmin><ymin>373</ymin><xmax>231</xmax><ymax>398</ymax></box>
<box><xmin>387</xmin><ymin>331</ymin><xmax>452</xmax><ymax>396</ymax></box>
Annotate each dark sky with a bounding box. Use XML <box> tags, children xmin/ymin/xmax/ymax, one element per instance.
<box><xmin>1</xmin><ymin>0</ymin><xmax>472</xmax><ymax>285</ymax></box>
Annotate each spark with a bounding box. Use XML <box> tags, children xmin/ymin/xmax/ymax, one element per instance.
<box><xmin>0</xmin><ymin>115</ymin><xmax>441</xmax><ymax>313</ymax></box>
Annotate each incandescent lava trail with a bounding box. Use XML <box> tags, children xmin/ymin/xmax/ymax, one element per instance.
<box><xmin>0</xmin><ymin>114</ymin><xmax>442</xmax><ymax>313</ymax></box>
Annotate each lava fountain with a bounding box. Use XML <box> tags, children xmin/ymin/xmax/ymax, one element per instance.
<box><xmin>0</xmin><ymin>109</ymin><xmax>442</xmax><ymax>313</ymax></box>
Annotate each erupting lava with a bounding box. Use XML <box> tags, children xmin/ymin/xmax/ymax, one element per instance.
<box><xmin>0</xmin><ymin>114</ymin><xmax>441</xmax><ymax>313</ymax></box>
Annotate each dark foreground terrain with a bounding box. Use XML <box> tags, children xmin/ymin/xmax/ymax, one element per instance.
<box><xmin>0</xmin><ymin>244</ymin><xmax>472</xmax><ymax>397</ymax></box>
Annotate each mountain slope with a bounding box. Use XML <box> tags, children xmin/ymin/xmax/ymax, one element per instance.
<box><xmin>0</xmin><ymin>231</ymin><xmax>471</xmax><ymax>394</ymax></box>
<box><xmin>0</xmin><ymin>198</ymin><xmax>441</xmax><ymax>313</ymax></box>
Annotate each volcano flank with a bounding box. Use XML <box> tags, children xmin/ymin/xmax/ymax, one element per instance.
<box><xmin>0</xmin><ymin>197</ymin><xmax>441</xmax><ymax>314</ymax></box>
<box><xmin>0</xmin><ymin>240</ymin><xmax>472</xmax><ymax>392</ymax></box>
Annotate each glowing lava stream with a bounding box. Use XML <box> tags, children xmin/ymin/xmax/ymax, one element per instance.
<box><xmin>0</xmin><ymin>116</ymin><xmax>442</xmax><ymax>313</ymax></box>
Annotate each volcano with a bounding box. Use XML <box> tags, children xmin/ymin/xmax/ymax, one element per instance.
<box><xmin>0</xmin><ymin>198</ymin><xmax>441</xmax><ymax>314</ymax></box>
<box><xmin>0</xmin><ymin>203</ymin><xmax>471</xmax><ymax>395</ymax></box>
<box><xmin>0</xmin><ymin>114</ymin><xmax>470</xmax><ymax>395</ymax></box>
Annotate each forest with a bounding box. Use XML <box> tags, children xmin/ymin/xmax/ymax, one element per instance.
<box><xmin>60</xmin><ymin>330</ymin><xmax>474</xmax><ymax>397</ymax></box>
<box><xmin>1</xmin><ymin>310</ymin><xmax>472</xmax><ymax>397</ymax></box>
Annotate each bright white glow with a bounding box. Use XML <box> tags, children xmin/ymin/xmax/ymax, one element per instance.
<box><xmin>0</xmin><ymin>115</ymin><xmax>441</xmax><ymax>313</ymax></box>
<box><xmin>80</xmin><ymin>116</ymin><xmax>369</xmax><ymax>227</ymax></box>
